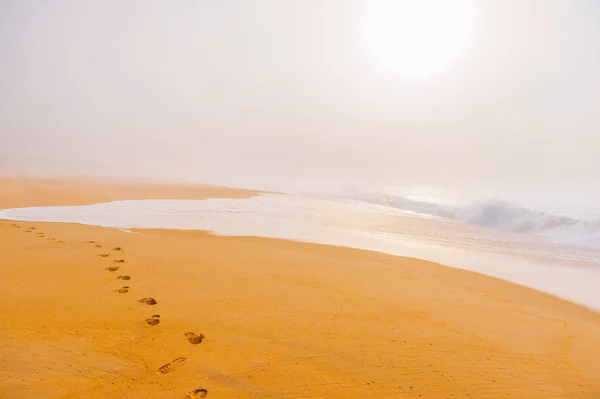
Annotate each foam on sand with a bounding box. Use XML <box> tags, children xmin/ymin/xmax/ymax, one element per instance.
<box><xmin>2</xmin><ymin>193</ymin><xmax>600</xmax><ymax>311</ymax></box>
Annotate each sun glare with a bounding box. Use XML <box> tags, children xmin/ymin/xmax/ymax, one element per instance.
<box><xmin>361</xmin><ymin>0</ymin><xmax>477</xmax><ymax>81</ymax></box>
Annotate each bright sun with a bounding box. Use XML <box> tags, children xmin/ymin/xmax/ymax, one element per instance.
<box><xmin>361</xmin><ymin>0</ymin><xmax>477</xmax><ymax>81</ymax></box>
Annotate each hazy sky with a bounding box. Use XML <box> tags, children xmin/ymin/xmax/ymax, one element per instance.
<box><xmin>1</xmin><ymin>0</ymin><xmax>600</xmax><ymax>195</ymax></box>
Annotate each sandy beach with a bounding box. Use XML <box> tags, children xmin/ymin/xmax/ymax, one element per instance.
<box><xmin>1</xmin><ymin>178</ymin><xmax>600</xmax><ymax>399</ymax></box>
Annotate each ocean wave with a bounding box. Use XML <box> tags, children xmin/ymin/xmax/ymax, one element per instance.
<box><xmin>346</xmin><ymin>191</ymin><xmax>600</xmax><ymax>250</ymax></box>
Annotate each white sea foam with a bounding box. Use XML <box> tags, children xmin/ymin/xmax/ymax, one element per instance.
<box><xmin>343</xmin><ymin>189</ymin><xmax>600</xmax><ymax>250</ymax></box>
<box><xmin>2</xmin><ymin>193</ymin><xmax>600</xmax><ymax>311</ymax></box>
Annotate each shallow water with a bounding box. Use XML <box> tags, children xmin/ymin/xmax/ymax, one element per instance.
<box><xmin>2</xmin><ymin>193</ymin><xmax>600</xmax><ymax>311</ymax></box>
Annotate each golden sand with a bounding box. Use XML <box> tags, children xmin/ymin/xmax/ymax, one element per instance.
<box><xmin>1</xmin><ymin>178</ymin><xmax>600</xmax><ymax>398</ymax></box>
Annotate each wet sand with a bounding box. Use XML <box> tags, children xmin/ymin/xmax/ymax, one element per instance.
<box><xmin>1</xmin><ymin>178</ymin><xmax>600</xmax><ymax>398</ymax></box>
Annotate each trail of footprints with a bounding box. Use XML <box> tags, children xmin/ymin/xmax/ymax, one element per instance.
<box><xmin>9</xmin><ymin>224</ymin><xmax>208</xmax><ymax>396</ymax></box>
<box><xmin>9</xmin><ymin>223</ymin><xmax>62</xmax><ymax>242</ymax></box>
<box><xmin>88</xmin><ymin>240</ymin><xmax>209</xmax><ymax>395</ymax></box>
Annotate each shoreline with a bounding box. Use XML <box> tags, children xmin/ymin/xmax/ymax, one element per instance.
<box><xmin>3</xmin><ymin>194</ymin><xmax>600</xmax><ymax>314</ymax></box>
<box><xmin>2</xmin><ymin>178</ymin><xmax>600</xmax><ymax>398</ymax></box>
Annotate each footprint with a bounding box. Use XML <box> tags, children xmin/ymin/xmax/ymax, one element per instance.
<box><xmin>156</xmin><ymin>357</ymin><xmax>187</xmax><ymax>374</ymax></box>
<box><xmin>24</xmin><ymin>229</ymin><xmax>32</xmax><ymax>233</ymax></box>
<box><xmin>115</xmin><ymin>286</ymin><xmax>130</xmax><ymax>294</ymax></box>
<box><xmin>47</xmin><ymin>238</ymin><xmax>56</xmax><ymax>241</ymax></box>
<box><xmin>84</xmin><ymin>241</ymin><xmax>95</xmax><ymax>244</ymax></box>
<box><xmin>138</xmin><ymin>297</ymin><xmax>158</xmax><ymax>305</ymax></box>
<box><xmin>185</xmin><ymin>389</ymin><xmax>208</xmax><ymax>399</ymax></box>
<box><xmin>112</xmin><ymin>247</ymin><xmax>123</xmax><ymax>251</ymax></box>
<box><xmin>184</xmin><ymin>332</ymin><xmax>205</xmax><ymax>345</ymax></box>
<box><xmin>56</xmin><ymin>240</ymin><xmax>65</xmax><ymax>244</ymax></box>
<box><xmin>106</xmin><ymin>265</ymin><xmax>120</xmax><ymax>272</ymax></box>
<box><xmin>95</xmin><ymin>244</ymin><xmax>102</xmax><ymax>248</ymax></box>
<box><xmin>114</xmin><ymin>259</ymin><xmax>125</xmax><ymax>263</ymax></box>
<box><xmin>146</xmin><ymin>315</ymin><xmax>160</xmax><ymax>326</ymax></box>
<box><xmin>117</xmin><ymin>275</ymin><xmax>130</xmax><ymax>280</ymax></box>
<box><xmin>30</xmin><ymin>227</ymin><xmax>36</xmax><ymax>230</ymax></box>
<box><xmin>99</xmin><ymin>253</ymin><xmax>109</xmax><ymax>257</ymax></box>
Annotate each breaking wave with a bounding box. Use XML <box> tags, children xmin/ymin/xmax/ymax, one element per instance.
<box><xmin>346</xmin><ymin>191</ymin><xmax>600</xmax><ymax>250</ymax></box>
